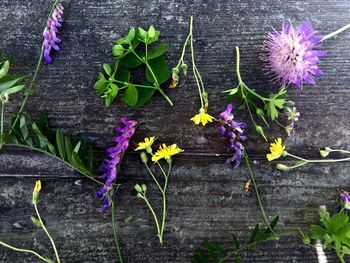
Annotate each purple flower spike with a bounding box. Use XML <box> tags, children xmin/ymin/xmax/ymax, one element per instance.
<box><xmin>218</xmin><ymin>104</ymin><xmax>246</xmax><ymax>169</ymax></box>
<box><xmin>43</xmin><ymin>3</ymin><xmax>64</xmax><ymax>64</ymax></box>
<box><xmin>96</xmin><ymin>118</ymin><xmax>137</xmax><ymax>212</ymax></box>
<box><xmin>262</xmin><ymin>21</ymin><xmax>326</xmax><ymax>89</ymax></box>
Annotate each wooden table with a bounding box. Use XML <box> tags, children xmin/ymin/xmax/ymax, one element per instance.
<box><xmin>0</xmin><ymin>0</ymin><xmax>349</xmax><ymax>262</ymax></box>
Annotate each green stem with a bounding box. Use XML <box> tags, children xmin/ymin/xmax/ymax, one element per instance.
<box><xmin>235</xmin><ymin>47</ymin><xmax>270</xmax><ymax>102</ymax></box>
<box><xmin>111</xmin><ymin>199</ymin><xmax>124</xmax><ymax>263</ymax></box>
<box><xmin>130</xmin><ymin>50</ymin><xmax>173</xmax><ymax>106</ymax></box>
<box><xmin>145</xmin><ymin>163</ymin><xmax>163</xmax><ymax>193</ymax></box>
<box><xmin>4</xmin><ymin>143</ymin><xmax>103</xmax><ymax>185</ymax></box>
<box><xmin>34</xmin><ymin>204</ymin><xmax>60</xmax><ymax>263</ymax></box>
<box><xmin>286</xmin><ymin>152</ymin><xmax>350</xmax><ymax>163</ymax></box>
<box><xmin>189</xmin><ymin>16</ymin><xmax>204</xmax><ymax>109</ymax></box>
<box><xmin>11</xmin><ymin>0</ymin><xmax>59</xmax><ymax>133</ymax></box>
<box><xmin>1</xmin><ymin>102</ymin><xmax>4</xmax><ymax>143</ymax></box>
<box><xmin>175</xmin><ymin>33</ymin><xmax>191</xmax><ymax>68</ymax></box>
<box><xmin>336</xmin><ymin>251</ymin><xmax>346</xmax><ymax>263</ymax></box>
<box><xmin>113</xmin><ymin>80</ymin><xmax>157</xmax><ymax>89</ymax></box>
<box><xmin>329</xmin><ymin>149</ymin><xmax>350</xmax><ymax>155</ymax></box>
<box><xmin>141</xmin><ymin>196</ymin><xmax>161</xmax><ymax>240</ymax></box>
<box><xmin>322</xmin><ymin>23</ymin><xmax>350</xmax><ymax>42</ymax></box>
<box><xmin>159</xmin><ymin>162</ymin><xmax>171</xmax><ymax>245</ymax></box>
<box><xmin>244</xmin><ymin>154</ymin><xmax>276</xmax><ymax>235</ymax></box>
<box><xmin>0</xmin><ymin>241</ymin><xmax>53</xmax><ymax>263</ymax></box>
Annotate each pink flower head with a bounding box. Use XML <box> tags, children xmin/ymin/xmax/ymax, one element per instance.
<box><xmin>262</xmin><ymin>21</ymin><xmax>326</xmax><ymax>89</ymax></box>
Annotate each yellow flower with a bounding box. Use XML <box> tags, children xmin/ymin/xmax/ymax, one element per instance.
<box><xmin>34</xmin><ymin>180</ymin><xmax>41</xmax><ymax>193</ymax></box>
<box><xmin>151</xmin><ymin>144</ymin><xmax>184</xmax><ymax>163</ymax></box>
<box><xmin>190</xmin><ymin>109</ymin><xmax>213</xmax><ymax>126</ymax></box>
<box><xmin>266</xmin><ymin>138</ymin><xmax>285</xmax><ymax>161</ymax></box>
<box><xmin>135</xmin><ymin>136</ymin><xmax>156</xmax><ymax>151</ymax></box>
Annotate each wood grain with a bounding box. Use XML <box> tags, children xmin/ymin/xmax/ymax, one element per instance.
<box><xmin>0</xmin><ymin>0</ymin><xmax>350</xmax><ymax>262</ymax></box>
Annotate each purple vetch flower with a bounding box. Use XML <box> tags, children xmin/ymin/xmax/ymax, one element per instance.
<box><xmin>262</xmin><ymin>21</ymin><xmax>326</xmax><ymax>89</ymax></box>
<box><xmin>43</xmin><ymin>3</ymin><xmax>64</xmax><ymax>64</ymax></box>
<box><xmin>340</xmin><ymin>191</ymin><xmax>350</xmax><ymax>209</ymax></box>
<box><xmin>96</xmin><ymin>118</ymin><xmax>137</xmax><ymax>212</ymax></box>
<box><xmin>218</xmin><ymin>104</ymin><xmax>247</xmax><ymax>169</ymax></box>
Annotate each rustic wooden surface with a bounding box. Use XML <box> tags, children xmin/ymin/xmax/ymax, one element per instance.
<box><xmin>0</xmin><ymin>0</ymin><xmax>350</xmax><ymax>262</ymax></box>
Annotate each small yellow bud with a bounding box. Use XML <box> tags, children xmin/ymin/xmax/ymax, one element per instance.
<box><xmin>276</xmin><ymin>163</ymin><xmax>290</xmax><ymax>171</ymax></box>
<box><xmin>32</xmin><ymin>180</ymin><xmax>41</xmax><ymax>205</ymax></box>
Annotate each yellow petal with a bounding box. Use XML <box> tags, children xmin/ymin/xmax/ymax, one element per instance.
<box><xmin>34</xmin><ymin>180</ymin><xmax>41</xmax><ymax>193</ymax></box>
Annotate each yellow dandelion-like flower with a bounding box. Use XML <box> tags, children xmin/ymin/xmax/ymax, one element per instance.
<box><xmin>266</xmin><ymin>138</ymin><xmax>285</xmax><ymax>161</ymax></box>
<box><xmin>190</xmin><ymin>109</ymin><xmax>213</xmax><ymax>126</ymax></box>
<box><xmin>135</xmin><ymin>136</ymin><xmax>156</xmax><ymax>151</ymax></box>
<box><xmin>151</xmin><ymin>144</ymin><xmax>184</xmax><ymax>163</ymax></box>
<box><xmin>34</xmin><ymin>180</ymin><xmax>42</xmax><ymax>193</ymax></box>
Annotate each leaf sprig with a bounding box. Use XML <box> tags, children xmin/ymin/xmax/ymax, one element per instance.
<box><xmin>224</xmin><ymin>47</ymin><xmax>294</xmax><ymax>140</ymax></box>
<box><xmin>4</xmin><ymin>112</ymin><xmax>95</xmax><ymax>180</ymax></box>
<box><xmin>299</xmin><ymin>207</ymin><xmax>350</xmax><ymax>263</ymax></box>
<box><xmin>94</xmin><ymin>26</ymin><xmax>173</xmax><ymax>107</ymax></box>
<box><xmin>193</xmin><ymin>216</ymin><xmax>279</xmax><ymax>263</ymax></box>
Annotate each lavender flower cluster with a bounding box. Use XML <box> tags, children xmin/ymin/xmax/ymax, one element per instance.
<box><xmin>218</xmin><ymin>104</ymin><xmax>247</xmax><ymax>169</ymax></box>
<box><xmin>43</xmin><ymin>3</ymin><xmax>64</xmax><ymax>64</ymax></box>
<box><xmin>96</xmin><ymin>118</ymin><xmax>137</xmax><ymax>212</ymax></box>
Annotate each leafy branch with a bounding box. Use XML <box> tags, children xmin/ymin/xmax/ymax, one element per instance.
<box><xmin>193</xmin><ymin>216</ymin><xmax>279</xmax><ymax>263</ymax></box>
<box><xmin>224</xmin><ymin>47</ymin><xmax>294</xmax><ymax>140</ymax></box>
<box><xmin>94</xmin><ymin>26</ymin><xmax>173</xmax><ymax>107</ymax></box>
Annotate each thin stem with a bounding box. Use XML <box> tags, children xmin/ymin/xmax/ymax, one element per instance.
<box><xmin>322</xmin><ymin>23</ymin><xmax>350</xmax><ymax>42</ymax></box>
<box><xmin>189</xmin><ymin>16</ymin><xmax>204</xmax><ymax>109</ymax></box>
<box><xmin>244</xmin><ymin>154</ymin><xmax>276</xmax><ymax>235</ymax></box>
<box><xmin>175</xmin><ymin>33</ymin><xmax>191</xmax><ymax>68</ymax></box>
<box><xmin>112</xmin><ymin>80</ymin><xmax>157</xmax><ymax>89</ymax></box>
<box><xmin>159</xmin><ymin>162</ymin><xmax>171</xmax><ymax>245</ymax></box>
<box><xmin>286</xmin><ymin>152</ymin><xmax>350</xmax><ymax>163</ymax></box>
<box><xmin>34</xmin><ymin>204</ymin><xmax>60</xmax><ymax>263</ymax></box>
<box><xmin>0</xmin><ymin>241</ymin><xmax>53</xmax><ymax>263</ymax></box>
<box><xmin>4</xmin><ymin>143</ymin><xmax>103</xmax><ymax>185</ymax></box>
<box><xmin>1</xmin><ymin>102</ymin><xmax>4</xmax><ymax>143</ymax></box>
<box><xmin>141</xmin><ymin>196</ymin><xmax>161</xmax><ymax>238</ymax></box>
<box><xmin>129</xmin><ymin>49</ymin><xmax>173</xmax><ymax>106</ymax></box>
<box><xmin>11</xmin><ymin>0</ymin><xmax>59</xmax><ymax>133</ymax></box>
<box><xmin>111</xmin><ymin>199</ymin><xmax>124</xmax><ymax>263</ymax></box>
<box><xmin>336</xmin><ymin>251</ymin><xmax>346</xmax><ymax>263</ymax></box>
<box><xmin>145</xmin><ymin>163</ymin><xmax>163</xmax><ymax>193</ymax></box>
<box><xmin>329</xmin><ymin>149</ymin><xmax>350</xmax><ymax>155</ymax></box>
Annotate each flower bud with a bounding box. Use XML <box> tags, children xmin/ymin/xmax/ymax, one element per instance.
<box><xmin>0</xmin><ymin>60</ymin><xmax>10</xmax><ymax>79</ymax></box>
<box><xmin>31</xmin><ymin>216</ymin><xmax>42</xmax><ymax>228</ymax></box>
<box><xmin>141</xmin><ymin>184</ymin><xmax>147</xmax><ymax>193</ymax></box>
<box><xmin>180</xmin><ymin>63</ymin><xmax>188</xmax><ymax>75</ymax></box>
<box><xmin>255</xmin><ymin>125</ymin><xmax>267</xmax><ymax>141</ymax></box>
<box><xmin>340</xmin><ymin>192</ymin><xmax>350</xmax><ymax>210</ymax></box>
<box><xmin>140</xmin><ymin>152</ymin><xmax>148</xmax><ymax>163</ymax></box>
<box><xmin>134</xmin><ymin>184</ymin><xmax>142</xmax><ymax>193</ymax></box>
<box><xmin>172</xmin><ymin>67</ymin><xmax>179</xmax><ymax>81</ymax></box>
<box><xmin>319</xmin><ymin>150</ymin><xmax>329</xmax><ymax>158</ymax></box>
<box><xmin>276</xmin><ymin>163</ymin><xmax>289</xmax><ymax>171</ymax></box>
<box><xmin>136</xmin><ymin>193</ymin><xmax>143</xmax><ymax>198</ymax></box>
<box><xmin>256</xmin><ymin>108</ymin><xmax>264</xmax><ymax>117</ymax></box>
<box><xmin>32</xmin><ymin>180</ymin><xmax>41</xmax><ymax>205</ymax></box>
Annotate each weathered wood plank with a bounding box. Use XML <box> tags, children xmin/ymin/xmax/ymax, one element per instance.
<box><xmin>0</xmin><ymin>0</ymin><xmax>350</xmax><ymax>262</ymax></box>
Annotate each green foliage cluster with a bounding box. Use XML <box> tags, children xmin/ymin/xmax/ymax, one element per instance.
<box><xmin>193</xmin><ymin>216</ymin><xmax>279</xmax><ymax>263</ymax></box>
<box><xmin>94</xmin><ymin>26</ymin><xmax>173</xmax><ymax>107</ymax></box>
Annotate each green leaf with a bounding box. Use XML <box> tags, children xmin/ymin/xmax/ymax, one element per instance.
<box><xmin>125</xmin><ymin>27</ymin><xmax>136</xmax><ymax>43</ymax></box>
<box><xmin>115</xmin><ymin>67</ymin><xmax>130</xmax><ymax>83</ymax></box>
<box><xmin>124</xmin><ymin>215</ymin><xmax>134</xmax><ymax>225</ymax></box>
<box><xmin>2</xmin><ymin>84</ymin><xmax>25</xmax><ymax>95</ymax></box>
<box><xmin>73</xmin><ymin>141</ymin><xmax>81</xmax><ymax>153</ymax></box>
<box><xmin>19</xmin><ymin>115</ymin><xmax>33</xmax><ymax>146</ymax></box>
<box><xmin>65</xmin><ymin>136</ymin><xmax>74</xmax><ymax>164</ymax></box>
<box><xmin>94</xmin><ymin>73</ymin><xmax>108</xmax><ymax>96</ymax></box>
<box><xmin>137</xmin><ymin>27</ymin><xmax>148</xmax><ymax>40</ymax></box>
<box><xmin>119</xmin><ymin>50</ymin><xmax>144</xmax><ymax>68</ymax></box>
<box><xmin>249</xmin><ymin>224</ymin><xmax>259</xmax><ymax>244</ymax></box>
<box><xmin>273</xmin><ymin>99</ymin><xmax>285</xmax><ymax>109</ymax></box>
<box><xmin>133</xmin><ymin>85</ymin><xmax>155</xmax><ymax>108</ymax></box>
<box><xmin>148</xmin><ymin>25</ymin><xmax>156</xmax><ymax>38</ymax></box>
<box><xmin>146</xmin><ymin>55</ymin><xmax>170</xmax><ymax>85</ymax></box>
<box><xmin>0</xmin><ymin>60</ymin><xmax>9</xmax><ymax>79</ymax></box>
<box><xmin>72</xmin><ymin>151</ymin><xmax>91</xmax><ymax>175</ymax></box>
<box><xmin>104</xmin><ymin>83</ymin><xmax>118</xmax><ymax>107</ymax></box>
<box><xmin>112</xmin><ymin>45</ymin><xmax>125</xmax><ymax>57</ymax></box>
<box><xmin>310</xmin><ymin>224</ymin><xmax>327</xmax><ymax>239</ymax></box>
<box><xmin>56</xmin><ymin>130</ymin><xmax>65</xmax><ymax>160</ymax></box>
<box><xmin>266</xmin><ymin>216</ymin><xmax>279</xmax><ymax>234</ymax></box>
<box><xmin>32</xmin><ymin>122</ymin><xmax>56</xmax><ymax>155</ymax></box>
<box><xmin>0</xmin><ymin>76</ymin><xmax>24</xmax><ymax>92</ymax></box>
<box><xmin>230</xmin><ymin>232</ymin><xmax>240</xmax><ymax>251</ymax></box>
<box><xmin>123</xmin><ymin>83</ymin><xmax>138</xmax><ymax>106</ymax></box>
<box><xmin>103</xmin><ymin>64</ymin><xmax>112</xmax><ymax>76</ymax></box>
<box><xmin>147</xmin><ymin>43</ymin><xmax>169</xmax><ymax>60</ymax></box>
